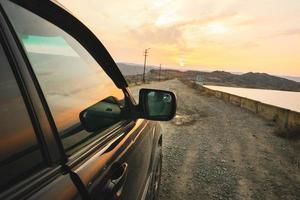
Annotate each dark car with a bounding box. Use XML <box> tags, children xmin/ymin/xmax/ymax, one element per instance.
<box><xmin>0</xmin><ymin>1</ymin><xmax>176</xmax><ymax>199</ymax></box>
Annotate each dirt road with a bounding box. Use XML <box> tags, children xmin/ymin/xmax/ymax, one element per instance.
<box><xmin>130</xmin><ymin>79</ymin><xmax>300</xmax><ymax>200</ymax></box>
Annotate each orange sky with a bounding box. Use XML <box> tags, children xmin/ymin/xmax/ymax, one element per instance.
<box><xmin>58</xmin><ymin>0</ymin><xmax>300</xmax><ymax>76</ymax></box>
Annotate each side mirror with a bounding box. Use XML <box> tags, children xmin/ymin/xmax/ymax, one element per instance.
<box><xmin>79</xmin><ymin>97</ymin><xmax>122</xmax><ymax>132</ymax></box>
<box><xmin>138</xmin><ymin>89</ymin><xmax>176</xmax><ymax>121</ymax></box>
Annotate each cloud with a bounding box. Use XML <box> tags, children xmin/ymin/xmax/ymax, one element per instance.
<box><xmin>261</xmin><ymin>28</ymin><xmax>300</xmax><ymax>39</ymax></box>
<box><xmin>127</xmin><ymin>11</ymin><xmax>238</xmax><ymax>47</ymax></box>
<box><xmin>275</xmin><ymin>28</ymin><xmax>300</xmax><ymax>37</ymax></box>
<box><xmin>169</xmin><ymin>11</ymin><xmax>238</xmax><ymax>28</ymax></box>
<box><xmin>239</xmin><ymin>41</ymin><xmax>260</xmax><ymax>49</ymax></box>
<box><xmin>233</xmin><ymin>18</ymin><xmax>256</xmax><ymax>26</ymax></box>
<box><xmin>128</xmin><ymin>24</ymin><xmax>184</xmax><ymax>46</ymax></box>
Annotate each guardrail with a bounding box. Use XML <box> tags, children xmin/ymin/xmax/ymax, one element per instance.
<box><xmin>202</xmin><ymin>86</ymin><xmax>300</xmax><ymax>134</ymax></box>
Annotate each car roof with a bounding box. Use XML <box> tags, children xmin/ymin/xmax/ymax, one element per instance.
<box><xmin>8</xmin><ymin>0</ymin><xmax>128</xmax><ymax>89</ymax></box>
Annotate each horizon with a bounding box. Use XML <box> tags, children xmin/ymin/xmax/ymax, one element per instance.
<box><xmin>58</xmin><ymin>0</ymin><xmax>300</xmax><ymax>77</ymax></box>
<box><xmin>117</xmin><ymin>61</ymin><xmax>300</xmax><ymax>79</ymax></box>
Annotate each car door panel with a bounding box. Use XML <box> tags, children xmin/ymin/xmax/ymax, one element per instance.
<box><xmin>121</xmin><ymin>120</ymin><xmax>154</xmax><ymax>200</ymax></box>
<box><xmin>71</xmin><ymin>119</ymin><xmax>154</xmax><ymax>200</ymax></box>
<box><xmin>28</xmin><ymin>173</ymin><xmax>81</xmax><ymax>200</ymax></box>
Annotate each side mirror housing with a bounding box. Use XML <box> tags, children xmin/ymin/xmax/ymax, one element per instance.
<box><xmin>138</xmin><ymin>88</ymin><xmax>176</xmax><ymax>121</ymax></box>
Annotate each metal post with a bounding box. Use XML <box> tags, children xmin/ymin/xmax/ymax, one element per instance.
<box><xmin>159</xmin><ymin>64</ymin><xmax>161</xmax><ymax>81</ymax></box>
<box><xmin>143</xmin><ymin>48</ymin><xmax>150</xmax><ymax>83</ymax></box>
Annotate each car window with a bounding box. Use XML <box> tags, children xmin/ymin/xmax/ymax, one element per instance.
<box><xmin>0</xmin><ymin>42</ymin><xmax>45</xmax><ymax>191</ymax></box>
<box><xmin>2</xmin><ymin>1</ymin><xmax>125</xmax><ymax>156</ymax></box>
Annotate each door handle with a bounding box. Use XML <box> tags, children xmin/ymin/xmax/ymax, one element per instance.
<box><xmin>104</xmin><ymin>162</ymin><xmax>128</xmax><ymax>199</ymax></box>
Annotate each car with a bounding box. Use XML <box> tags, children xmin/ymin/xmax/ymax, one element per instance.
<box><xmin>0</xmin><ymin>0</ymin><xmax>176</xmax><ymax>199</ymax></box>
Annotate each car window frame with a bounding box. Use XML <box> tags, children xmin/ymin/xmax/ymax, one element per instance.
<box><xmin>0</xmin><ymin>0</ymin><xmax>138</xmax><ymax>167</ymax></box>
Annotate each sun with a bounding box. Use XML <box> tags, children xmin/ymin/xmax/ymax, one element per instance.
<box><xmin>178</xmin><ymin>58</ymin><xmax>185</xmax><ymax>67</ymax></box>
<box><xmin>207</xmin><ymin>23</ymin><xmax>228</xmax><ymax>34</ymax></box>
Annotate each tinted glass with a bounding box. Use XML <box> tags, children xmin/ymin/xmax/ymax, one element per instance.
<box><xmin>3</xmin><ymin>1</ymin><xmax>125</xmax><ymax>155</ymax></box>
<box><xmin>0</xmin><ymin>43</ymin><xmax>44</xmax><ymax>191</ymax></box>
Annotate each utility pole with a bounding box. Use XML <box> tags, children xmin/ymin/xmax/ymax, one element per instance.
<box><xmin>142</xmin><ymin>48</ymin><xmax>150</xmax><ymax>83</ymax></box>
<box><xmin>159</xmin><ymin>64</ymin><xmax>161</xmax><ymax>81</ymax></box>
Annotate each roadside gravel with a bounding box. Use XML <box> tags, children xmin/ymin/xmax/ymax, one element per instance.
<box><xmin>130</xmin><ymin>79</ymin><xmax>300</xmax><ymax>200</ymax></box>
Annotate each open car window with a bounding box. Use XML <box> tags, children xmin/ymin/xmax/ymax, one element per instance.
<box><xmin>2</xmin><ymin>1</ymin><xmax>126</xmax><ymax>156</ymax></box>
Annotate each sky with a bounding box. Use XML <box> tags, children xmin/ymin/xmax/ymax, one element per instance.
<box><xmin>57</xmin><ymin>0</ymin><xmax>300</xmax><ymax>76</ymax></box>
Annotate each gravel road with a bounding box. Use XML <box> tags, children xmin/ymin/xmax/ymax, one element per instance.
<box><xmin>130</xmin><ymin>79</ymin><xmax>300</xmax><ymax>200</ymax></box>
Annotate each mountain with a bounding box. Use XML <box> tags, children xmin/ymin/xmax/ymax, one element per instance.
<box><xmin>145</xmin><ymin>69</ymin><xmax>300</xmax><ymax>92</ymax></box>
<box><xmin>232</xmin><ymin>72</ymin><xmax>300</xmax><ymax>91</ymax></box>
<box><xmin>193</xmin><ymin>71</ymin><xmax>300</xmax><ymax>92</ymax></box>
<box><xmin>116</xmin><ymin>62</ymin><xmax>157</xmax><ymax>76</ymax></box>
<box><xmin>116</xmin><ymin>62</ymin><xmax>300</xmax><ymax>92</ymax></box>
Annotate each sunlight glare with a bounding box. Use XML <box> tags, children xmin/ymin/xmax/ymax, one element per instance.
<box><xmin>155</xmin><ymin>11</ymin><xmax>176</xmax><ymax>26</ymax></box>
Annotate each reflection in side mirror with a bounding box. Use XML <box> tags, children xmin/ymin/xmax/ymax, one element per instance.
<box><xmin>79</xmin><ymin>97</ymin><xmax>122</xmax><ymax>132</ymax></box>
<box><xmin>139</xmin><ymin>89</ymin><xmax>176</xmax><ymax>121</ymax></box>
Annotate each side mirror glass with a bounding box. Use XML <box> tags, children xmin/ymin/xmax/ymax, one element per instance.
<box><xmin>139</xmin><ymin>89</ymin><xmax>176</xmax><ymax>121</ymax></box>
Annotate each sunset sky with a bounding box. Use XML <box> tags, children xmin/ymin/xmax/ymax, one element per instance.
<box><xmin>58</xmin><ymin>0</ymin><xmax>300</xmax><ymax>76</ymax></box>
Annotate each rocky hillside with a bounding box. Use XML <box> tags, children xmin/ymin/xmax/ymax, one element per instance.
<box><xmin>194</xmin><ymin>71</ymin><xmax>300</xmax><ymax>91</ymax></box>
<box><xmin>232</xmin><ymin>72</ymin><xmax>300</xmax><ymax>91</ymax></box>
<box><xmin>182</xmin><ymin>71</ymin><xmax>300</xmax><ymax>91</ymax></box>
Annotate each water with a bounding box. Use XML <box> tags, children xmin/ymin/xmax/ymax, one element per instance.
<box><xmin>204</xmin><ymin>85</ymin><xmax>300</xmax><ymax>113</ymax></box>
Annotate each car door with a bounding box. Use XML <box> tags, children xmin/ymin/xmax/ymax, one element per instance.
<box><xmin>0</xmin><ymin>20</ymin><xmax>82</xmax><ymax>199</ymax></box>
<box><xmin>1</xmin><ymin>1</ymin><xmax>155</xmax><ymax>199</ymax></box>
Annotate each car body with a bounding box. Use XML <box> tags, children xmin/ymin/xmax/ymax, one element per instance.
<box><xmin>0</xmin><ymin>1</ymin><xmax>176</xmax><ymax>199</ymax></box>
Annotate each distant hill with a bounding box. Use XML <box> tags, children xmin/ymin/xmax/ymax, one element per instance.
<box><xmin>116</xmin><ymin>62</ymin><xmax>300</xmax><ymax>92</ymax></box>
<box><xmin>232</xmin><ymin>72</ymin><xmax>300</xmax><ymax>91</ymax></box>
<box><xmin>186</xmin><ymin>71</ymin><xmax>300</xmax><ymax>92</ymax></box>
<box><xmin>143</xmin><ymin>69</ymin><xmax>300</xmax><ymax>92</ymax></box>
<box><xmin>116</xmin><ymin>62</ymin><xmax>156</xmax><ymax>76</ymax></box>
